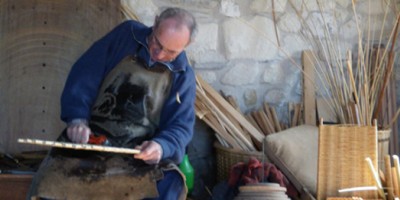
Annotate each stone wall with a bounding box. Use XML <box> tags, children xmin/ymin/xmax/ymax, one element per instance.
<box><xmin>122</xmin><ymin>0</ymin><xmax>400</xmax><ymax>198</ymax></box>
<box><xmin>123</xmin><ymin>0</ymin><xmax>400</xmax><ymax>127</ymax></box>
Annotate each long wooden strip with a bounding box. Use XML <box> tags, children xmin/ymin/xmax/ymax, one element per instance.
<box><xmin>291</xmin><ymin>104</ymin><xmax>300</xmax><ymax>127</ymax></box>
<box><xmin>385</xmin><ymin>155</ymin><xmax>394</xmax><ymax>200</ymax></box>
<box><xmin>18</xmin><ymin>138</ymin><xmax>140</xmax><ymax>154</ymax></box>
<box><xmin>245</xmin><ymin>114</ymin><xmax>263</xmax><ymax>133</ymax></box>
<box><xmin>196</xmin><ymin>75</ymin><xmax>264</xmax><ymax>145</ymax></box>
<box><xmin>196</xmin><ymin>85</ymin><xmax>254</xmax><ymax>151</ymax></box>
<box><xmin>302</xmin><ymin>50</ymin><xmax>316</xmax><ymax>126</ymax></box>
<box><xmin>392</xmin><ymin>167</ymin><xmax>400</xmax><ymax>197</ymax></box>
<box><xmin>393</xmin><ymin>155</ymin><xmax>400</xmax><ymax>196</ymax></box>
<box><xmin>258</xmin><ymin>110</ymin><xmax>275</xmax><ymax>134</ymax></box>
<box><xmin>270</xmin><ymin>107</ymin><xmax>282</xmax><ymax>132</ymax></box>
<box><xmin>195</xmin><ymin>96</ymin><xmax>242</xmax><ymax>149</ymax></box>
<box><xmin>251</xmin><ymin>111</ymin><xmax>268</xmax><ymax>135</ymax></box>
<box><xmin>365</xmin><ymin>157</ymin><xmax>386</xmax><ymax>200</ymax></box>
<box><xmin>223</xmin><ymin>95</ymin><xmax>253</xmax><ymax>144</ymax></box>
<box><xmin>262</xmin><ymin>103</ymin><xmax>276</xmax><ymax>133</ymax></box>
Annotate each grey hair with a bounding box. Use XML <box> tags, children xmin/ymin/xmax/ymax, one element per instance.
<box><xmin>154</xmin><ymin>7</ymin><xmax>197</xmax><ymax>41</ymax></box>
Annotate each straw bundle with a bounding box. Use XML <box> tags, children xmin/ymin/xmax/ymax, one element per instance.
<box><xmin>287</xmin><ymin>0</ymin><xmax>400</xmax><ymax>129</ymax></box>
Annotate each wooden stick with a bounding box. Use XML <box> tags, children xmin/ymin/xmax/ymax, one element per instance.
<box><xmin>373</xmin><ymin>14</ymin><xmax>400</xmax><ymax>121</ymax></box>
<box><xmin>18</xmin><ymin>138</ymin><xmax>140</xmax><ymax>154</ymax></box>
<box><xmin>270</xmin><ymin>107</ymin><xmax>282</xmax><ymax>132</ymax></box>
<box><xmin>251</xmin><ymin>111</ymin><xmax>269</xmax><ymax>135</ymax></box>
<box><xmin>195</xmin><ymin>93</ymin><xmax>244</xmax><ymax>150</ymax></box>
<box><xmin>385</xmin><ymin>155</ymin><xmax>394</xmax><ymax>200</ymax></box>
<box><xmin>224</xmin><ymin>95</ymin><xmax>253</xmax><ymax>144</ymax></box>
<box><xmin>196</xmin><ymin>75</ymin><xmax>264</xmax><ymax>147</ymax></box>
<box><xmin>258</xmin><ymin>109</ymin><xmax>275</xmax><ymax>134</ymax></box>
<box><xmin>291</xmin><ymin>104</ymin><xmax>300</xmax><ymax>127</ymax></box>
<box><xmin>196</xmin><ymin>84</ymin><xmax>254</xmax><ymax>151</ymax></box>
<box><xmin>271</xmin><ymin>0</ymin><xmax>280</xmax><ymax>47</ymax></box>
<box><xmin>393</xmin><ymin>155</ymin><xmax>400</xmax><ymax>196</ymax></box>
<box><xmin>366</xmin><ymin>157</ymin><xmax>386</xmax><ymax>200</ymax></box>
<box><xmin>393</xmin><ymin>167</ymin><xmax>400</xmax><ymax>197</ymax></box>
<box><xmin>245</xmin><ymin>114</ymin><xmax>263</xmax><ymax>134</ymax></box>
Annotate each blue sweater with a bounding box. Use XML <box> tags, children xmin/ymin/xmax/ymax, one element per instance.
<box><xmin>60</xmin><ymin>20</ymin><xmax>196</xmax><ymax>164</ymax></box>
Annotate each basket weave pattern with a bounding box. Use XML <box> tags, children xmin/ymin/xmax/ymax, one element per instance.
<box><xmin>214</xmin><ymin>142</ymin><xmax>265</xmax><ymax>181</ymax></box>
<box><xmin>317</xmin><ymin>124</ymin><xmax>379</xmax><ymax>200</ymax></box>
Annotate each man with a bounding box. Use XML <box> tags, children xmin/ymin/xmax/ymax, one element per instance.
<box><xmin>31</xmin><ymin>7</ymin><xmax>197</xmax><ymax>200</ymax></box>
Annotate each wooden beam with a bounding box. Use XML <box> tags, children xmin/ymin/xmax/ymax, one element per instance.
<box><xmin>302</xmin><ymin>50</ymin><xmax>316</xmax><ymax>125</ymax></box>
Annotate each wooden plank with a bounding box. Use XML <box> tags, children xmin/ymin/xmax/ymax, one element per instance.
<box><xmin>196</xmin><ymin>75</ymin><xmax>264</xmax><ymax>146</ymax></box>
<box><xmin>270</xmin><ymin>107</ymin><xmax>282</xmax><ymax>132</ymax></box>
<box><xmin>291</xmin><ymin>104</ymin><xmax>300</xmax><ymax>127</ymax></box>
<box><xmin>258</xmin><ymin>110</ymin><xmax>275</xmax><ymax>134</ymax></box>
<box><xmin>262</xmin><ymin>103</ymin><xmax>277</xmax><ymax>132</ymax></box>
<box><xmin>251</xmin><ymin>111</ymin><xmax>268</xmax><ymax>135</ymax></box>
<box><xmin>196</xmin><ymin>83</ymin><xmax>255</xmax><ymax>151</ymax></box>
<box><xmin>223</xmin><ymin>95</ymin><xmax>253</xmax><ymax>145</ymax></box>
<box><xmin>302</xmin><ymin>50</ymin><xmax>316</xmax><ymax>126</ymax></box>
<box><xmin>245</xmin><ymin>114</ymin><xmax>263</xmax><ymax>134</ymax></box>
<box><xmin>195</xmin><ymin>93</ymin><xmax>243</xmax><ymax>150</ymax></box>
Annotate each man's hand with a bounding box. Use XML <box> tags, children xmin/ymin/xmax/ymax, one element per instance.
<box><xmin>66</xmin><ymin>122</ymin><xmax>91</xmax><ymax>144</ymax></box>
<box><xmin>134</xmin><ymin>141</ymin><xmax>163</xmax><ymax>165</ymax></box>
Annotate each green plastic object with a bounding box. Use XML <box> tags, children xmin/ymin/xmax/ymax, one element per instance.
<box><xmin>179</xmin><ymin>154</ymin><xmax>194</xmax><ymax>194</ymax></box>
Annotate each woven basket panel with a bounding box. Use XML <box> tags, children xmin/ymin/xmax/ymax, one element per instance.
<box><xmin>317</xmin><ymin>124</ymin><xmax>379</xmax><ymax>200</ymax></box>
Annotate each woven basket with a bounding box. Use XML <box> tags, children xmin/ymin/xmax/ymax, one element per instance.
<box><xmin>317</xmin><ymin>123</ymin><xmax>379</xmax><ymax>200</ymax></box>
<box><xmin>214</xmin><ymin>142</ymin><xmax>265</xmax><ymax>182</ymax></box>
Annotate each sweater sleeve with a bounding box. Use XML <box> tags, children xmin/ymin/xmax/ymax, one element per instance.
<box><xmin>60</xmin><ymin>20</ymin><xmax>140</xmax><ymax>123</ymax></box>
<box><xmin>152</xmin><ymin>66</ymin><xmax>196</xmax><ymax>164</ymax></box>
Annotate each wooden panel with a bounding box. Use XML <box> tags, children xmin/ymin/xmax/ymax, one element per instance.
<box><xmin>302</xmin><ymin>50</ymin><xmax>316</xmax><ymax>125</ymax></box>
<box><xmin>0</xmin><ymin>0</ymin><xmax>122</xmax><ymax>153</ymax></box>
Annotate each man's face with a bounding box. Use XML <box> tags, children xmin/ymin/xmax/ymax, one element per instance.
<box><xmin>148</xmin><ymin>19</ymin><xmax>190</xmax><ymax>62</ymax></box>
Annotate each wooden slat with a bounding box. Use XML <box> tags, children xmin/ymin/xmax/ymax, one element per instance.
<box><xmin>195</xmin><ymin>92</ymin><xmax>243</xmax><ymax>150</ymax></box>
<box><xmin>251</xmin><ymin>111</ymin><xmax>268</xmax><ymax>135</ymax></box>
<box><xmin>302</xmin><ymin>50</ymin><xmax>316</xmax><ymax>126</ymax></box>
<box><xmin>223</xmin><ymin>95</ymin><xmax>253</xmax><ymax>145</ymax></box>
<box><xmin>196</xmin><ymin>75</ymin><xmax>264</xmax><ymax>147</ymax></box>
<box><xmin>291</xmin><ymin>104</ymin><xmax>301</xmax><ymax>127</ymax></box>
<box><xmin>258</xmin><ymin>110</ymin><xmax>275</xmax><ymax>134</ymax></box>
<box><xmin>245</xmin><ymin>114</ymin><xmax>263</xmax><ymax>134</ymax></box>
<box><xmin>270</xmin><ymin>107</ymin><xmax>282</xmax><ymax>132</ymax></box>
<box><xmin>385</xmin><ymin>155</ymin><xmax>394</xmax><ymax>200</ymax></box>
<box><xmin>392</xmin><ymin>167</ymin><xmax>400</xmax><ymax>197</ymax></box>
<box><xmin>196</xmin><ymin>81</ymin><xmax>255</xmax><ymax>151</ymax></box>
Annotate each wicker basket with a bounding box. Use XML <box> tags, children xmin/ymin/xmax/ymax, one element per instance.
<box><xmin>214</xmin><ymin>142</ymin><xmax>265</xmax><ymax>182</ymax></box>
<box><xmin>317</xmin><ymin>123</ymin><xmax>379</xmax><ymax>200</ymax></box>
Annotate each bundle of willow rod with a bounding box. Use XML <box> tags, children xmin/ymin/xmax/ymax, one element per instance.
<box><xmin>287</xmin><ymin>0</ymin><xmax>400</xmax><ymax>127</ymax></box>
<box><xmin>195</xmin><ymin>75</ymin><xmax>265</xmax><ymax>151</ymax></box>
